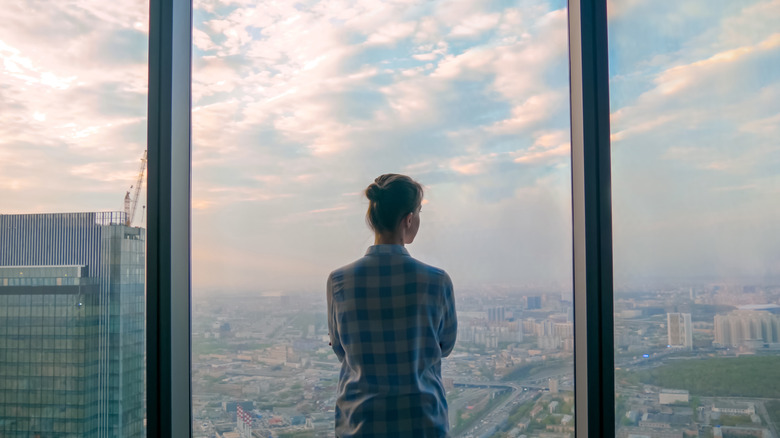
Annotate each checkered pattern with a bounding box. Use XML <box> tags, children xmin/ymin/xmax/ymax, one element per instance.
<box><xmin>327</xmin><ymin>245</ymin><xmax>457</xmax><ymax>438</ymax></box>
<box><xmin>236</xmin><ymin>406</ymin><xmax>251</xmax><ymax>428</ymax></box>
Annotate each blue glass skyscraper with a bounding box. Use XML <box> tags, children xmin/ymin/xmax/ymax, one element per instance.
<box><xmin>0</xmin><ymin>212</ymin><xmax>144</xmax><ymax>437</ymax></box>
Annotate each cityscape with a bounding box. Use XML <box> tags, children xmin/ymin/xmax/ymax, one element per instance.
<box><xmin>191</xmin><ymin>281</ymin><xmax>780</xmax><ymax>438</ymax></box>
<box><xmin>1</xmin><ymin>211</ymin><xmax>779</xmax><ymax>437</ymax></box>
<box><xmin>3</xmin><ymin>212</ymin><xmax>778</xmax><ymax>437</ymax></box>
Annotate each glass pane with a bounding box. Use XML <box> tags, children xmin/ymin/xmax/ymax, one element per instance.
<box><xmin>608</xmin><ymin>1</ymin><xmax>780</xmax><ymax>437</ymax></box>
<box><xmin>0</xmin><ymin>1</ymin><xmax>148</xmax><ymax>436</ymax></box>
<box><xmin>191</xmin><ymin>0</ymin><xmax>574</xmax><ymax>436</ymax></box>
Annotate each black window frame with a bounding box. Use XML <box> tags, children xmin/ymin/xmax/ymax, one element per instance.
<box><xmin>568</xmin><ymin>0</ymin><xmax>615</xmax><ymax>436</ymax></box>
<box><xmin>144</xmin><ymin>0</ymin><xmax>616</xmax><ymax>436</ymax></box>
<box><xmin>147</xmin><ymin>0</ymin><xmax>193</xmax><ymax>435</ymax></box>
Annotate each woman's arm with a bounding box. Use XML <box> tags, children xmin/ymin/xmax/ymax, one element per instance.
<box><xmin>438</xmin><ymin>275</ymin><xmax>457</xmax><ymax>358</ymax></box>
<box><xmin>327</xmin><ymin>274</ymin><xmax>346</xmax><ymax>362</ymax></box>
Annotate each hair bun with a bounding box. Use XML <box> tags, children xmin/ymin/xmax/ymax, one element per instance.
<box><xmin>366</xmin><ymin>183</ymin><xmax>383</xmax><ymax>202</ymax></box>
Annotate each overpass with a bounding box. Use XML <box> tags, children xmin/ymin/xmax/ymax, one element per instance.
<box><xmin>453</xmin><ymin>380</ymin><xmax>547</xmax><ymax>392</ymax></box>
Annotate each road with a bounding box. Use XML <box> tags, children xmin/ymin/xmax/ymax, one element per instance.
<box><xmin>452</xmin><ymin>366</ymin><xmax>573</xmax><ymax>437</ymax></box>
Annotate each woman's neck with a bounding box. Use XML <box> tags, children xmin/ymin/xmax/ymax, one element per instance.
<box><xmin>374</xmin><ymin>233</ymin><xmax>404</xmax><ymax>246</ymax></box>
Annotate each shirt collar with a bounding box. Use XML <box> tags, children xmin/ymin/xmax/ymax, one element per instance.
<box><xmin>365</xmin><ymin>244</ymin><xmax>410</xmax><ymax>256</ymax></box>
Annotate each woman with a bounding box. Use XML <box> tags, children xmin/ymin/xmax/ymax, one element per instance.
<box><xmin>327</xmin><ymin>173</ymin><xmax>458</xmax><ymax>437</ymax></box>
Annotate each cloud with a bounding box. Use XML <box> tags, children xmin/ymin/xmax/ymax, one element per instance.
<box><xmin>70</xmin><ymin>162</ymin><xmax>141</xmax><ymax>183</ymax></box>
<box><xmin>365</xmin><ymin>22</ymin><xmax>417</xmax><ymax>45</ymax></box>
<box><xmin>306</xmin><ymin>206</ymin><xmax>348</xmax><ymax>214</ymax></box>
<box><xmin>607</xmin><ymin>0</ymin><xmax>648</xmax><ymax>19</ymax></box>
<box><xmin>0</xmin><ymin>0</ymin><xmax>149</xmax><ymax>216</ymax></box>
<box><xmin>696</xmin><ymin>0</ymin><xmax>780</xmax><ymax>52</ymax></box>
<box><xmin>513</xmin><ymin>130</ymin><xmax>570</xmax><ymax>164</ymax></box>
<box><xmin>649</xmin><ymin>33</ymin><xmax>780</xmax><ymax>98</ymax></box>
<box><xmin>610</xmin><ymin>114</ymin><xmax>676</xmax><ymax>142</ymax></box>
<box><xmin>611</xmin><ymin>30</ymin><xmax>780</xmax><ymax>176</ymax></box>
<box><xmin>194</xmin><ymin>28</ymin><xmax>219</xmax><ymax>52</ymax></box>
<box><xmin>739</xmin><ymin>112</ymin><xmax>780</xmax><ymax>136</ymax></box>
<box><xmin>449</xmin><ymin>13</ymin><xmax>501</xmax><ymax>38</ymax></box>
<box><xmin>487</xmin><ymin>92</ymin><xmax>567</xmax><ymax>135</ymax></box>
<box><xmin>609</xmin><ymin>1</ymin><xmax>780</xmax><ymax>282</ymax></box>
<box><xmin>7</xmin><ymin>0</ymin><xmax>777</xmax><ymax>292</ymax></box>
<box><xmin>181</xmin><ymin>0</ymin><xmax>577</xmax><ymax>291</ymax></box>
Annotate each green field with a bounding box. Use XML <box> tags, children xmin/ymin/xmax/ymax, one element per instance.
<box><xmin>766</xmin><ymin>400</ymin><xmax>780</xmax><ymax>427</ymax></box>
<box><xmin>501</xmin><ymin>359</ymin><xmax>565</xmax><ymax>382</ymax></box>
<box><xmin>635</xmin><ymin>356</ymin><xmax>780</xmax><ymax>398</ymax></box>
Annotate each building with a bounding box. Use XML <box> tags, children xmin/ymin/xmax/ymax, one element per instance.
<box><xmin>223</xmin><ymin>401</ymin><xmax>255</xmax><ymax>414</ymax></box>
<box><xmin>714</xmin><ymin>310</ymin><xmax>780</xmax><ymax>347</ymax></box>
<box><xmin>538</xmin><ymin>319</ymin><xmax>555</xmax><ymax>337</ymax></box>
<box><xmin>712</xmin><ymin>401</ymin><xmax>755</xmax><ymax>416</ymax></box>
<box><xmin>524</xmin><ymin>296</ymin><xmax>542</xmax><ymax>310</ymax></box>
<box><xmin>554</xmin><ymin>322</ymin><xmax>574</xmax><ymax>338</ymax></box>
<box><xmin>712</xmin><ymin>426</ymin><xmax>769</xmax><ymax>437</ymax></box>
<box><xmin>0</xmin><ymin>212</ymin><xmax>145</xmax><ymax>437</ymax></box>
<box><xmin>617</xmin><ymin>426</ymin><xmax>684</xmax><ymax>438</ymax></box>
<box><xmin>667</xmin><ymin>313</ymin><xmax>693</xmax><ymax>349</ymax></box>
<box><xmin>236</xmin><ymin>405</ymin><xmax>253</xmax><ymax>438</ymax></box>
<box><xmin>487</xmin><ymin>306</ymin><xmax>507</xmax><ymax>322</ymax></box>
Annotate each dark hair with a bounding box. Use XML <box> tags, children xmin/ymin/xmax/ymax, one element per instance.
<box><xmin>365</xmin><ymin>174</ymin><xmax>424</xmax><ymax>234</ymax></box>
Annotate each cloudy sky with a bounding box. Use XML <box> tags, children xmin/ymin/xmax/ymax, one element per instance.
<box><xmin>1</xmin><ymin>0</ymin><xmax>778</xmax><ymax>294</ymax></box>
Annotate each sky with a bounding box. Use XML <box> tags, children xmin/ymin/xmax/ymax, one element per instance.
<box><xmin>1</xmin><ymin>0</ymin><xmax>778</xmax><ymax>294</ymax></box>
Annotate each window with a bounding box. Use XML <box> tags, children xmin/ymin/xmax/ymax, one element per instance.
<box><xmin>0</xmin><ymin>1</ymin><xmax>148</xmax><ymax>436</ymax></box>
<box><xmin>191</xmin><ymin>0</ymin><xmax>575</xmax><ymax>436</ymax></box>
<box><xmin>608</xmin><ymin>1</ymin><xmax>780</xmax><ymax>437</ymax></box>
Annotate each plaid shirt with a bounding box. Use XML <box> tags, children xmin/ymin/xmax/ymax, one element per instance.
<box><xmin>327</xmin><ymin>245</ymin><xmax>457</xmax><ymax>438</ymax></box>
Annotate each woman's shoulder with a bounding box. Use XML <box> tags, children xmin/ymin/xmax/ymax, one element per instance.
<box><xmin>328</xmin><ymin>253</ymin><xmax>451</xmax><ymax>284</ymax></box>
<box><xmin>408</xmin><ymin>256</ymin><xmax>452</xmax><ymax>285</ymax></box>
<box><xmin>327</xmin><ymin>254</ymin><xmax>374</xmax><ymax>280</ymax></box>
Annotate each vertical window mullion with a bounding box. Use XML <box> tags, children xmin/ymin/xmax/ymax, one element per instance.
<box><xmin>147</xmin><ymin>0</ymin><xmax>193</xmax><ymax>436</ymax></box>
<box><xmin>568</xmin><ymin>0</ymin><xmax>615</xmax><ymax>436</ymax></box>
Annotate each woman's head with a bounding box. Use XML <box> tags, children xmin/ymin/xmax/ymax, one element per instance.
<box><xmin>365</xmin><ymin>174</ymin><xmax>424</xmax><ymax>244</ymax></box>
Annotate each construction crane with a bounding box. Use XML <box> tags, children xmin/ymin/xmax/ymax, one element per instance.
<box><xmin>123</xmin><ymin>150</ymin><xmax>148</xmax><ymax>227</ymax></box>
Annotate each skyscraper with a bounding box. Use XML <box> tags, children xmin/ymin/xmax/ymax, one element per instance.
<box><xmin>0</xmin><ymin>212</ymin><xmax>144</xmax><ymax>437</ymax></box>
<box><xmin>667</xmin><ymin>312</ymin><xmax>693</xmax><ymax>349</ymax></box>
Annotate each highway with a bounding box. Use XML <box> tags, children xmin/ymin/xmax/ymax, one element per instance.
<box><xmin>452</xmin><ymin>365</ymin><xmax>573</xmax><ymax>438</ymax></box>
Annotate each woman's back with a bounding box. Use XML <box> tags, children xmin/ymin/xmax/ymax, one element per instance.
<box><xmin>328</xmin><ymin>244</ymin><xmax>457</xmax><ymax>437</ymax></box>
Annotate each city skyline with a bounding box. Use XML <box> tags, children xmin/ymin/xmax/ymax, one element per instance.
<box><xmin>189</xmin><ymin>281</ymin><xmax>780</xmax><ymax>437</ymax></box>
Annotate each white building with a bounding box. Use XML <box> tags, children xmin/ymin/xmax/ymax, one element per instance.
<box><xmin>667</xmin><ymin>313</ymin><xmax>693</xmax><ymax>349</ymax></box>
<box><xmin>712</xmin><ymin>402</ymin><xmax>755</xmax><ymax>416</ymax></box>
